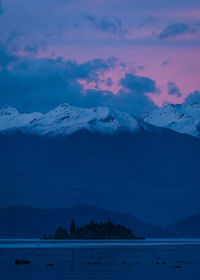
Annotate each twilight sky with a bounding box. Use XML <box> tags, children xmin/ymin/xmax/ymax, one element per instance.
<box><xmin>0</xmin><ymin>0</ymin><xmax>200</xmax><ymax>115</ymax></box>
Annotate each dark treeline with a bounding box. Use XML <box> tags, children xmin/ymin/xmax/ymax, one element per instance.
<box><xmin>44</xmin><ymin>219</ymin><xmax>143</xmax><ymax>240</ymax></box>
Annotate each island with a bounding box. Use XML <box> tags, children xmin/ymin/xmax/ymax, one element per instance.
<box><xmin>44</xmin><ymin>219</ymin><xmax>144</xmax><ymax>240</ymax></box>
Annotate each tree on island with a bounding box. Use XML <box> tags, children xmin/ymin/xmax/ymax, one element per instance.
<box><xmin>70</xmin><ymin>219</ymin><xmax>76</xmax><ymax>234</ymax></box>
<box><xmin>53</xmin><ymin>226</ymin><xmax>68</xmax><ymax>239</ymax></box>
<box><xmin>45</xmin><ymin>219</ymin><xmax>143</xmax><ymax>240</ymax></box>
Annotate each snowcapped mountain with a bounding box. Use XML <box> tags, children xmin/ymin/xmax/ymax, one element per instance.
<box><xmin>0</xmin><ymin>107</ymin><xmax>43</xmax><ymax>131</ymax></box>
<box><xmin>1</xmin><ymin>103</ymin><xmax>200</xmax><ymax>225</ymax></box>
<box><xmin>144</xmin><ymin>102</ymin><xmax>200</xmax><ymax>138</ymax></box>
<box><xmin>0</xmin><ymin>104</ymin><xmax>139</xmax><ymax>136</ymax></box>
<box><xmin>1</xmin><ymin>101</ymin><xmax>200</xmax><ymax>138</ymax></box>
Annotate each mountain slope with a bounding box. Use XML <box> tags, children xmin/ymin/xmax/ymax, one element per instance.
<box><xmin>0</xmin><ymin>205</ymin><xmax>162</xmax><ymax>238</ymax></box>
<box><xmin>1</xmin><ymin>103</ymin><xmax>200</xmax><ymax>225</ymax></box>
<box><xmin>144</xmin><ymin>102</ymin><xmax>200</xmax><ymax>138</ymax></box>
<box><xmin>0</xmin><ymin>125</ymin><xmax>200</xmax><ymax>225</ymax></box>
<box><xmin>165</xmin><ymin>215</ymin><xmax>200</xmax><ymax>238</ymax></box>
<box><xmin>0</xmin><ymin>107</ymin><xmax>43</xmax><ymax>131</ymax></box>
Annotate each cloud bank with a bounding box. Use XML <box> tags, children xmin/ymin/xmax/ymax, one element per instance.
<box><xmin>0</xmin><ymin>46</ymin><xmax>158</xmax><ymax>115</ymax></box>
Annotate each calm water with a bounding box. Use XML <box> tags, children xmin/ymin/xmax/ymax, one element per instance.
<box><xmin>0</xmin><ymin>239</ymin><xmax>200</xmax><ymax>280</ymax></box>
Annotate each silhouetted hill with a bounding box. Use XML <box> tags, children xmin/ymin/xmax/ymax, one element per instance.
<box><xmin>1</xmin><ymin>205</ymin><xmax>200</xmax><ymax>238</ymax></box>
<box><xmin>0</xmin><ymin>205</ymin><xmax>162</xmax><ymax>238</ymax></box>
<box><xmin>165</xmin><ymin>215</ymin><xmax>200</xmax><ymax>238</ymax></box>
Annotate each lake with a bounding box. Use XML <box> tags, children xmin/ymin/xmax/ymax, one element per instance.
<box><xmin>0</xmin><ymin>239</ymin><xmax>200</xmax><ymax>279</ymax></box>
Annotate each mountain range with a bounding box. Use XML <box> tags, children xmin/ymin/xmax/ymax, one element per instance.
<box><xmin>0</xmin><ymin>104</ymin><xmax>139</xmax><ymax>136</ymax></box>
<box><xmin>0</xmin><ymin>101</ymin><xmax>200</xmax><ymax>138</ymax></box>
<box><xmin>0</xmin><ymin>102</ymin><xmax>200</xmax><ymax>226</ymax></box>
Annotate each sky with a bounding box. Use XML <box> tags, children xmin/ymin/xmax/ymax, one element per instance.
<box><xmin>0</xmin><ymin>0</ymin><xmax>200</xmax><ymax>115</ymax></box>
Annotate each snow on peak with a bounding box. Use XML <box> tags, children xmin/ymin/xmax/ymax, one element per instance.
<box><xmin>0</xmin><ymin>106</ymin><xmax>19</xmax><ymax>116</ymax></box>
<box><xmin>144</xmin><ymin>102</ymin><xmax>200</xmax><ymax>138</ymax></box>
<box><xmin>0</xmin><ymin>107</ymin><xmax>43</xmax><ymax>132</ymax></box>
<box><xmin>0</xmin><ymin>104</ymin><xmax>139</xmax><ymax>136</ymax></box>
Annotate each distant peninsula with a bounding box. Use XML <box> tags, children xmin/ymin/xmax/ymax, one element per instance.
<box><xmin>44</xmin><ymin>219</ymin><xmax>143</xmax><ymax>240</ymax></box>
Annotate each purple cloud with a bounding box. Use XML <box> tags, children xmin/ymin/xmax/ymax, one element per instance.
<box><xmin>84</xmin><ymin>15</ymin><xmax>127</xmax><ymax>36</ymax></box>
<box><xmin>0</xmin><ymin>44</ymin><xmax>159</xmax><ymax>115</ymax></box>
<box><xmin>158</xmin><ymin>23</ymin><xmax>197</xmax><ymax>39</ymax></box>
<box><xmin>168</xmin><ymin>82</ymin><xmax>182</xmax><ymax>98</ymax></box>
<box><xmin>120</xmin><ymin>73</ymin><xmax>158</xmax><ymax>94</ymax></box>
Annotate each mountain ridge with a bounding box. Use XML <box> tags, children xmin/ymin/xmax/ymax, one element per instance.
<box><xmin>144</xmin><ymin>102</ymin><xmax>200</xmax><ymax>138</ymax></box>
<box><xmin>1</xmin><ymin>101</ymin><xmax>200</xmax><ymax>138</ymax></box>
<box><xmin>0</xmin><ymin>104</ymin><xmax>139</xmax><ymax>136</ymax></box>
<box><xmin>1</xmin><ymin>103</ymin><xmax>200</xmax><ymax>225</ymax></box>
